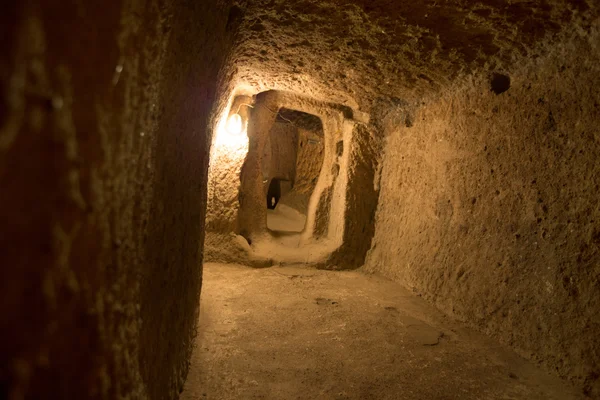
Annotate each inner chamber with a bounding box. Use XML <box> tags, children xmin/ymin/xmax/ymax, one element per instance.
<box><xmin>264</xmin><ymin>108</ymin><xmax>324</xmax><ymax>233</ymax></box>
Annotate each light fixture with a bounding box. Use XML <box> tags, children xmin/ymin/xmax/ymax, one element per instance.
<box><xmin>226</xmin><ymin>113</ymin><xmax>244</xmax><ymax>135</ymax></box>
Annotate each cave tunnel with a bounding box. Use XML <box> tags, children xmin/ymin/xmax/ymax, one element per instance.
<box><xmin>1</xmin><ymin>1</ymin><xmax>599</xmax><ymax>399</ymax></box>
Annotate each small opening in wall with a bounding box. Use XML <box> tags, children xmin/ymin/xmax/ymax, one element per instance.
<box><xmin>267</xmin><ymin>178</ymin><xmax>283</xmax><ymax>210</ymax></box>
<box><xmin>490</xmin><ymin>73</ymin><xmax>511</xmax><ymax>95</ymax></box>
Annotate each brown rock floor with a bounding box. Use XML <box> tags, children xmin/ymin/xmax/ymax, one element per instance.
<box><xmin>181</xmin><ymin>263</ymin><xmax>583</xmax><ymax>400</ymax></box>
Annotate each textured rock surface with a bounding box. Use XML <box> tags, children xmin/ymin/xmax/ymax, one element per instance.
<box><xmin>266</xmin><ymin>122</ymin><xmax>298</xmax><ymax>184</ymax></box>
<box><xmin>203</xmin><ymin>5</ymin><xmax>599</xmax><ymax>393</ymax></box>
<box><xmin>276</xmin><ymin>127</ymin><xmax>324</xmax><ymax>215</ymax></box>
<box><xmin>205</xmin><ymin>90</ymin><xmax>373</xmax><ymax>266</ymax></box>
<box><xmin>203</xmin><ymin>1</ymin><xmax>600</xmax><ymax>395</ymax></box>
<box><xmin>365</xmin><ymin>25</ymin><xmax>600</xmax><ymax>396</ymax></box>
<box><xmin>3</xmin><ymin>0</ymin><xmax>600</xmax><ymax>398</ymax></box>
<box><xmin>294</xmin><ymin>129</ymin><xmax>324</xmax><ymax>198</ymax></box>
<box><xmin>0</xmin><ymin>1</ymin><xmax>233</xmax><ymax>399</ymax></box>
<box><xmin>230</xmin><ymin>0</ymin><xmax>594</xmax><ymax>108</ymax></box>
<box><xmin>328</xmin><ymin>123</ymin><xmax>381</xmax><ymax>269</ymax></box>
<box><xmin>182</xmin><ymin>263</ymin><xmax>583</xmax><ymax>400</ymax></box>
<box><xmin>206</xmin><ymin>95</ymin><xmax>252</xmax><ymax>235</ymax></box>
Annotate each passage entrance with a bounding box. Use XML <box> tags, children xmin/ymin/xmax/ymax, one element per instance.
<box><xmin>264</xmin><ymin>108</ymin><xmax>324</xmax><ymax>234</ymax></box>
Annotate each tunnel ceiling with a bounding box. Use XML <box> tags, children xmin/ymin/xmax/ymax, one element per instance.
<box><xmin>277</xmin><ymin>108</ymin><xmax>324</xmax><ymax>132</ymax></box>
<box><xmin>230</xmin><ymin>0</ymin><xmax>595</xmax><ymax>109</ymax></box>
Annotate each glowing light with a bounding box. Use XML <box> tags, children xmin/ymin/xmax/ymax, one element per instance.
<box><xmin>214</xmin><ymin>109</ymin><xmax>248</xmax><ymax>151</ymax></box>
<box><xmin>226</xmin><ymin>113</ymin><xmax>243</xmax><ymax>135</ymax></box>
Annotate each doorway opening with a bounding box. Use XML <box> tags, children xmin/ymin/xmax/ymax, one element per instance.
<box><xmin>264</xmin><ymin>108</ymin><xmax>324</xmax><ymax>234</ymax></box>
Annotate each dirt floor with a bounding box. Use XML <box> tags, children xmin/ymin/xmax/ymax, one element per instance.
<box><xmin>180</xmin><ymin>263</ymin><xmax>583</xmax><ymax>400</ymax></box>
<box><xmin>266</xmin><ymin>204</ymin><xmax>307</xmax><ymax>233</ymax></box>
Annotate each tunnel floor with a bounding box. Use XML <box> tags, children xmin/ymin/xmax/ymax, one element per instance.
<box><xmin>266</xmin><ymin>204</ymin><xmax>307</xmax><ymax>233</ymax></box>
<box><xmin>180</xmin><ymin>263</ymin><xmax>581</xmax><ymax>400</ymax></box>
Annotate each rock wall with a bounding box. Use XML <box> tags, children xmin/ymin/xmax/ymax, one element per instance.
<box><xmin>277</xmin><ymin>128</ymin><xmax>325</xmax><ymax>215</ymax></box>
<box><xmin>230</xmin><ymin>0</ymin><xmax>590</xmax><ymax>110</ymax></box>
<box><xmin>205</xmin><ymin>95</ymin><xmax>252</xmax><ymax>235</ymax></box>
<box><xmin>365</xmin><ymin>25</ymin><xmax>600</xmax><ymax>395</ymax></box>
<box><xmin>295</xmin><ymin>128</ymin><xmax>324</xmax><ymax>198</ymax></box>
<box><xmin>328</xmin><ymin>123</ymin><xmax>381</xmax><ymax>269</ymax></box>
<box><xmin>266</xmin><ymin>122</ymin><xmax>298</xmax><ymax>184</ymax></box>
<box><xmin>0</xmin><ymin>1</ymin><xmax>233</xmax><ymax>399</ymax></box>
